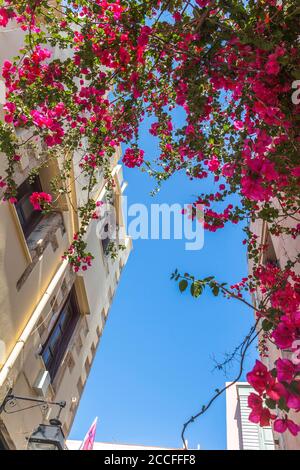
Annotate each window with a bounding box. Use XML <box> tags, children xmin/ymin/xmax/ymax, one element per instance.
<box><xmin>41</xmin><ymin>288</ymin><xmax>80</xmax><ymax>381</ymax></box>
<box><xmin>15</xmin><ymin>176</ymin><xmax>43</xmax><ymax>238</ymax></box>
<box><xmin>101</xmin><ymin>223</ymin><xmax>110</xmax><ymax>255</ymax></box>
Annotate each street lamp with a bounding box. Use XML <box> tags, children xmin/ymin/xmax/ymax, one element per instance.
<box><xmin>0</xmin><ymin>390</ymin><xmax>67</xmax><ymax>450</ymax></box>
<box><xmin>27</xmin><ymin>421</ymin><xmax>65</xmax><ymax>450</ymax></box>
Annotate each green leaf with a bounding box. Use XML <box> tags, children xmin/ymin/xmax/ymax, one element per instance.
<box><xmin>278</xmin><ymin>397</ymin><xmax>289</xmax><ymax>412</ymax></box>
<box><xmin>262</xmin><ymin>319</ymin><xmax>273</xmax><ymax>332</ymax></box>
<box><xmin>212</xmin><ymin>285</ymin><xmax>220</xmax><ymax>296</ymax></box>
<box><xmin>265</xmin><ymin>398</ymin><xmax>276</xmax><ymax>409</ymax></box>
<box><xmin>289</xmin><ymin>381</ymin><xmax>300</xmax><ymax>396</ymax></box>
<box><xmin>179</xmin><ymin>280</ymin><xmax>188</xmax><ymax>293</ymax></box>
<box><xmin>190</xmin><ymin>282</ymin><xmax>203</xmax><ymax>298</ymax></box>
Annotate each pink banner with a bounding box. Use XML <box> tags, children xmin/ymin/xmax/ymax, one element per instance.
<box><xmin>80</xmin><ymin>417</ymin><xmax>98</xmax><ymax>450</ymax></box>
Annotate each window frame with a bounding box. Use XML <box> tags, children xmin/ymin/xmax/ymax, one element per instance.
<box><xmin>41</xmin><ymin>287</ymin><xmax>81</xmax><ymax>381</ymax></box>
<box><xmin>15</xmin><ymin>176</ymin><xmax>44</xmax><ymax>238</ymax></box>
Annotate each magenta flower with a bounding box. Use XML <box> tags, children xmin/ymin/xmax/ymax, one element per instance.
<box><xmin>207</xmin><ymin>156</ymin><xmax>220</xmax><ymax>172</ymax></box>
<box><xmin>286</xmin><ymin>391</ymin><xmax>300</xmax><ymax>411</ymax></box>
<box><xmin>248</xmin><ymin>392</ymin><xmax>263</xmax><ymax>410</ymax></box>
<box><xmin>0</xmin><ymin>7</ymin><xmax>9</xmax><ymax>27</ymax></box>
<box><xmin>233</xmin><ymin>120</ymin><xmax>244</xmax><ymax>130</ymax></box>
<box><xmin>274</xmin><ymin>418</ymin><xmax>300</xmax><ymax>436</ymax></box>
<box><xmin>29</xmin><ymin>192</ymin><xmax>52</xmax><ymax>211</ymax></box>
<box><xmin>249</xmin><ymin>407</ymin><xmax>275</xmax><ymax>427</ymax></box>
<box><xmin>265</xmin><ymin>59</ymin><xmax>280</xmax><ymax>75</ymax></box>
<box><xmin>276</xmin><ymin>359</ymin><xmax>296</xmax><ymax>383</ymax></box>
<box><xmin>247</xmin><ymin>360</ymin><xmax>272</xmax><ymax>394</ymax></box>
<box><xmin>266</xmin><ymin>382</ymin><xmax>287</xmax><ymax>402</ymax></box>
<box><xmin>272</xmin><ymin>323</ymin><xmax>295</xmax><ymax>350</ymax></box>
<box><xmin>122</xmin><ymin>148</ymin><xmax>144</xmax><ymax>168</ymax></box>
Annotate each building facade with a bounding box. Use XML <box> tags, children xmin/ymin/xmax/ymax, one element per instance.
<box><xmin>249</xmin><ymin>217</ymin><xmax>300</xmax><ymax>450</ymax></box>
<box><xmin>0</xmin><ymin>24</ymin><xmax>132</xmax><ymax>449</ymax></box>
<box><xmin>226</xmin><ymin>382</ymin><xmax>275</xmax><ymax>450</ymax></box>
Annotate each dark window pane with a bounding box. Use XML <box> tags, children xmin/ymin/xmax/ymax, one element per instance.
<box><xmin>15</xmin><ymin>176</ymin><xmax>43</xmax><ymax>238</ymax></box>
<box><xmin>19</xmin><ymin>196</ymin><xmax>35</xmax><ymax>221</ymax></box>
<box><xmin>59</xmin><ymin>306</ymin><xmax>70</xmax><ymax>332</ymax></box>
<box><xmin>48</xmin><ymin>325</ymin><xmax>62</xmax><ymax>353</ymax></box>
<box><xmin>41</xmin><ymin>288</ymin><xmax>80</xmax><ymax>380</ymax></box>
<box><xmin>101</xmin><ymin>224</ymin><xmax>110</xmax><ymax>254</ymax></box>
<box><xmin>42</xmin><ymin>348</ymin><xmax>52</xmax><ymax>369</ymax></box>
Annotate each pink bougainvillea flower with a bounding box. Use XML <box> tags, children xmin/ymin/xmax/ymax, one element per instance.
<box><xmin>247</xmin><ymin>360</ymin><xmax>273</xmax><ymax>394</ymax></box>
<box><xmin>0</xmin><ymin>177</ymin><xmax>6</xmax><ymax>189</ymax></box>
<box><xmin>272</xmin><ymin>323</ymin><xmax>296</xmax><ymax>349</ymax></box>
<box><xmin>3</xmin><ymin>101</ymin><xmax>16</xmax><ymax>123</ymax></box>
<box><xmin>286</xmin><ymin>420</ymin><xmax>300</xmax><ymax>436</ymax></box>
<box><xmin>274</xmin><ymin>418</ymin><xmax>300</xmax><ymax>436</ymax></box>
<box><xmin>207</xmin><ymin>156</ymin><xmax>220</xmax><ymax>172</ymax></box>
<box><xmin>222</xmin><ymin>163</ymin><xmax>235</xmax><ymax>178</ymax></box>
<box><xmin>31</xmin><ymin>45</ymin><xmax>52</xmax><ymax>63</ymax></box>
<box><xmin>291</xmin><ymin>166</ymin><xmax>300</xmax><ymax>178</ymax></box>
<box><xmin>241</xmin><ymin>175</ymin><xmax>273</xmax><ymax>202</ymax></box>
<box><xmin>248</xmin><ymin>392</ymin><xmax>263</xmax><ymax>410</ymax></box>
<box><xmin>0</xmin><ymin>7</ymin><xmax>9</xmax><ymax>27</ymax></box>
<box><xmin>276</xmin><ymin>358</ymin><xmax>297</xmax><ymax>383</ymax></box>
<box><xmin>29</xmin><ymin>192</ymin><xmax>52</xmax><ymax>211</ymax></box>
<box><xmin>195</xmin><ymin>0</ymin><xmax>211</xmax><ymax>6</ymax></box>
<box><xmin>30</xmin><ymin>110</ymin><xmax>53</xmax><ymax>128</ymax></box>
<box><xmin>266</xmin><ymin>381</ymin><xmax>287</xmax><ymax>401</ymax></box>
<box><xmin>265</xmin><ymin>59</ymin><xmax>280</xmax><ymax>75</ymax></box>
<box><xmin>274</xmin><ymin>418</ymin><xmax>288</xmax><ymax>433</ymax></box>
<box><xmin>249</xmin><ymin>407</ymin><xmax>275</xmax><ymax>427</ymax></box>
<box><xmin>233</xmin><ymin>120</ymin><xmax>244</xmax><ymax>130</ymax></box>
<box><xmin>122</xmin><ymin>148</ymin><xmax>144</xmax><ymax>168</ymax></box>
<box><xmin>137</xmin><ymin>25</ymin><xmax>151</xmax><ymax>47</ymax></box>
<box><xmin>286</xmin><ymin>388</ymin><xmax>300</xmax><ymax>411</ymax></box>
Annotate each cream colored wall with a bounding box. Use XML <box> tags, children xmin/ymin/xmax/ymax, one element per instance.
<box><xmin>0</xmin><ymin>201</ymin><xmax>69</xmax><ymax>366</ymax></box>
<box><xmin>0</xmin><ymin>260</ymin><xmax>72</xmax><ymax>449</ymax></box>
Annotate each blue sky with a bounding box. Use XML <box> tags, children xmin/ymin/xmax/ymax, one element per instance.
<box><xmin>69</xmin><ymin>120</ymin><xmax>257</xmax><ymax>450</ymax></box>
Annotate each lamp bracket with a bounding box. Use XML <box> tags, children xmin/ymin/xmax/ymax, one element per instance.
<box><xmin>0</xmin><ymin>390</ymin><xmax>66</xmax><ymax>418</ymax></box>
